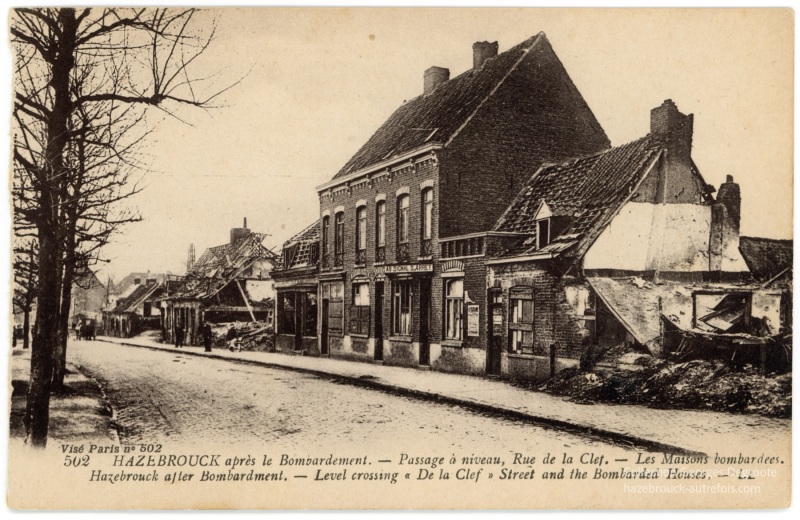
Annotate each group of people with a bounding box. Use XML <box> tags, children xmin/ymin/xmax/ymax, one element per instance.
<box><xmin>173</xmin><ymin>323</ymin><xmax>240</xmax><ymax>353</ymax></box>
<box><xmin>73</xmin><ymin>320</ymin><xmax>96</xmax><ymax>341</ymax></box>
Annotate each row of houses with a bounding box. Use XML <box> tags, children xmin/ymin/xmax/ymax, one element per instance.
<box><xmin>270</xmin><ymin>33</ymin><xmax>792</xmax><ymax>380</ymax></box>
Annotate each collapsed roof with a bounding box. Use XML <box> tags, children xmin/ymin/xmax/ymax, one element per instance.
<box><xmin>165</xmin><ymin>233</ymin><xmax>278</xmax><ymax>301</ymax></box>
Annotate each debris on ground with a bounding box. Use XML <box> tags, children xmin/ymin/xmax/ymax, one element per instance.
<box><xmin>209</xmin><ymin>321</ymin><xmax>275</xmax><ymax>352</ymax></box>
<box><xmin>533</xmin><ymin>342</ymin><xmax>791</xmax><ymax>418</ymax></box>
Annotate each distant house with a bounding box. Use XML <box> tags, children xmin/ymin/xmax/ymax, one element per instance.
<box><xmin>161</xmin><ymin>219</ymin><xmax>279</xmax><ymax>346</ymax></box>
<box><xmin>272</xmin><ymin>220</ymin><xmax>320</xmax><ymax>352</ymax></box>
<box><xmin>486</xmin><ymin>100</ymin><xmax>753</xmax><ymax>379</ymax></box>
<box><xmin>70</xmin><ymin>270</ymin><xmax>106</xmax><ymax>322</ymax></box>
<box><xmin>106</xmin><ymin>271</ymin><xmax>168</xmax><ymax>311</ymax></box>
<box><xmin>102</xmin><ymin>280</ymin><xmax>164</xmax><ymax>338</ymax></box>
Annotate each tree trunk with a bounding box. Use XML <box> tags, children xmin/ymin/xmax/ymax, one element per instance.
<box><xmin>22</xmin><ymin>308</ymin><xmax>30</xmax><ymax>349</ymax></box>
<box><xmin>24</xmin><ymin>8</ymin><xmax>79</xmax><ymax>448</ymax></box>
<box><xmin>53</xmin><ymin>251</ymin><xmax>74</xmax><ymax>391</ymax></box>
<box><xmin>25</xmin><ymin>234</ymin><xmax>60</xmax><ymax>447</ymax></box>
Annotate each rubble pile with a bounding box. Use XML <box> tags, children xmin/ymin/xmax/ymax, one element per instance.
<box><xmin>210</xmin><ymin>322</ymin><xmax>275</xmax><ymax>352</ymax></box>
<box><xmin>538</xmin><ymin>343</ymin><xmax>792</xmax><ymax>418</ymax></box>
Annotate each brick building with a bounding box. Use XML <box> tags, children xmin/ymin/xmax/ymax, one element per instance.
<box><xmin>309</xmin><ymin>33</ymin><xmax>610</xmax><ymax>371</ymax></box>
<box><xmin>486</xmin><ymin>100</ymin><xmax>753</xmax><ymax>380</ymax></box>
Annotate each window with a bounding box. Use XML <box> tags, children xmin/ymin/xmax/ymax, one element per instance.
<box><xmin>392</xmin><ymin>279</ymin><xmax>412</xmax><ymax>335</ymax></box>
<box><xmin>349</xmin><ymin>282</ymin><xmax>370</xmax><ymax>335</ymax></box>
<box><xmin>278</xmin><ymin>291</ymin><xmax>317</xmax><ymax>337</ymax></box>
<box><xmin>421</xmin><ymin>188</ymin><xmax>433</xmax><ymax>240</ymax></box>
<box><xmin>537</xmin><ymin>219</ymin><xmax>550</xmax><ymax>249</ymax></box>
<box><xmin>334</xmin><ymin>212</ymin><xmax>344</xmax><ymax>267</ymax></box>
<box><xmin>375</xmin><ymin>201</ymin><xmax>386</xmax><ymax>262</ymax></box>
<box><xmin>397</xmin><ymin>195</ymin><xmax>409</xmax><ymax>244</ymax></box>
<box><xmin>421</xmin><ymin>188</ymin><xmax>433</xmax><ymax>257</ymax></box>
<box><xmin>509</xmin><ymin>287</ymin><xmax>534</xmax><ymax>354</ymax></box>
<box><xmin>444</xmin><ymin>279</ymin><xmax>464</xmax><ymax>340</ymax></box>
<box><xmin>355</xmin><ymin>206</ymin><xmax>367</xmax><ymax>264</ymax></box>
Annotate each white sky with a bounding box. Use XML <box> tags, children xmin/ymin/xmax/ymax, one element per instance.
<box><xmin>4</xmin><ymin>8</ymin><xmax>795</xmax><ymax>282</ymax></box>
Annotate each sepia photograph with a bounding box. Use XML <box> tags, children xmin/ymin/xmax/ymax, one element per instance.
<box><xmin>2</xmin><ymin>5</ymin><xmax>793</xmax><ymax>510</ymax></box>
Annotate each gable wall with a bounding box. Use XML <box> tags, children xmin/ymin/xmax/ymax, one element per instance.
<box><xmin>440</xmin><ymin>37</ymin><xmax>610</xmax><ymax>238</ymax></box>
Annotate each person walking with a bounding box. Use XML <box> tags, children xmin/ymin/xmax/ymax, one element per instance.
<box><xmin>175</xmin><ymin>323</ymin><xmax>185</xmax><ymax>349</ymax></box>
<box><xmin>202</xmin><ymin>323</ymin><xmax>213</xmax><ymax>352</ymax></box>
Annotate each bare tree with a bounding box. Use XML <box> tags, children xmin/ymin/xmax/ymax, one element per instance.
<box><xmin>12</xmin><ymin>240</ymin><xmax>38</xmax><ymax>350</ymax></box>
<box><xmin>11</xmin><ymin>7</ymin><xmax>232</xmax><ymax>446</ymax></box>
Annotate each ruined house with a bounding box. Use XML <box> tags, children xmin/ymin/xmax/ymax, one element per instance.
<box><xmin>272</xmin><ymin>220</ymin><xmax>320</xmax><ymax>352</ymax></box>
<box><xmin>161</xmin><ymin>219</ymin><xmax>278</xmax><ymax>346</ymax></box>
<box><xmin>486</xmin><ymin>100</ymin><xmax>758</xmax><ymax>380</ymax></box>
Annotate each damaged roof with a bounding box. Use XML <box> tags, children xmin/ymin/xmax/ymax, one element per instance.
<box><xmin>110</xmin><ymin>282</ymin><xmax>162</xmax><ymax>314</ymax></box>
<box><xmin>277</xmin><ymin>220</ymin><xmax>320</xmax><ymax>271</ymax></box>
<box><xmin>493</xmin><ymin>136</ymin><xmax>662</xmax><ymax>259</ymax></box>
<box><xmin>738</xmin><ymin>236</ymin><xmax>793</xmax><ymax>282</ymax></box>
<box><xmin>166</xmin><ymin>232</ymin><xmax>278</xmax><ymax>301</ymax></box>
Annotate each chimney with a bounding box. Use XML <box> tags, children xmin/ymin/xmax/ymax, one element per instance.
<box><xmin>716</xmin><ymin>175</ymin><xmax>741</xmax><ymax>233</ymax></box>
<box><xmin>709</xmin><ymin>175</ymin><xmax>741</xmax><ymax>273</ymax></box>
<box><xmin>230</xmin><ymin>217</ymin><xmax>252</xmax><ymax>244</ymax></box>
<box><xmin>650</xmin><ymin>99</ymin><xmax>693</xmax><ymax>143</ymax></box>
<box><xmin>473</xmin><ymin>41</ymin><xmax>498</xmax><ymax>69</ymax></box>
<box><xmin>424</xmin><ymin>66</ymin><xmax>449</xmax><ymax>96</ymax></box>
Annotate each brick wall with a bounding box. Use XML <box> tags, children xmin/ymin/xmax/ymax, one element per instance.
<box><xmin>439</xmin><ymin>37</ymin><xmax>610</xmax><ymax>238</ymax></box>
<box><xmin>489</xmin><ymin>261</ymin><xmax>589</xmax><ymax>361</ymax></box>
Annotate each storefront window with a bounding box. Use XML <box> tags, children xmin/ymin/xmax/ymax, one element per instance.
<box><xmin>350</xmin><ymin>282</ymin><xmax>370</xmax><ymax>335</ymax></box>
<box><xmin>444</xmin><ymin>279</ymin><xmax>464</xmax><ymax>340</ymax></box>
<box><xmin>509</xmin><ymin>287</ymin><xmax>534</xmax><ymax>354</ymax></box>
<box><xmin>303</xmin><ymin>292</ymin><xmax>317</xmax><ymax>337</ymax></box>
<box><xmin>326</xmin><ymin>282</ymin><xmax>344</xmax><ymax>336</ymax></box>
<box><xmin>392</xmin><ymin>279</ymin><xmax>412</xmax><ymax>335</ymax></box>
<box><xmin>279</xmin><ymin>292</ymin><xmax>296</xmax><ymax>335</ymax></box>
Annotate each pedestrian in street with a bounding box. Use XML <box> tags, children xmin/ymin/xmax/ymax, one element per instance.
<box><xmin>175</xmin><ymin>323</ymin><xmax>185</xmax><ymax>349</ymax></box>
<box><xmin>202</xmin><ymin>323</ymin><xmax>213</xmax><ymax>353</ymax></box>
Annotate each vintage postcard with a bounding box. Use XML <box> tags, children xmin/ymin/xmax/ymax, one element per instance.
<box><xmin>3</xmin><ymin>6</ymin><xmax>793</xmax><ymax>510</ymax></box>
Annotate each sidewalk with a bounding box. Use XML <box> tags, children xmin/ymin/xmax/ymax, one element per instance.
<box><xmin>95</xmin><ymin>335</ymin><xmax>790</xmax><ymax>456</ymax></box>
<box><xmin>9</xmin><ymin>347</ymin><xmax>118</xmax><ymax>445</ymax></box>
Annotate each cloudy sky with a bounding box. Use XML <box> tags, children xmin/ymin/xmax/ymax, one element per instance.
<box><xmin>8</xmin><ymin>7</ymin><xmax>794</xmax><ymax>282</ymax></box>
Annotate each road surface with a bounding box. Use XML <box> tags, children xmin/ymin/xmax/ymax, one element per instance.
<box><xmin>69</xmin><ymin>339</ymin><xmax>631</xmax><ymax>456</ymax></box>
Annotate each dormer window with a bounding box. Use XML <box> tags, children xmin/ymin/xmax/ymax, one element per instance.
<box><xmin>537</xmin><ymin>219</ymin><xmax>550</xmax><ymax>249</ymax></box>
<box><xmin>534</xmin><ymin>201</ymin><xmax>552</xmax><ymax>250</ymax></box>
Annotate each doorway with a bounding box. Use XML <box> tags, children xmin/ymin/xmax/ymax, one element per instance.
<box><xmin>321</xmin><ymin>299</ymin><xmax>329</xmax><ymax>355</ymax></box>
<box><xmin>487</xmin><ymin>289</ymin><xmax>504</xmax><ymax>376</ymax></box>
<box><xmin>374</xmin><ymin>282</ymin><xmax>384</xmax><ymax>361</ymax></box>
<box><xmin>418</xmin><ymin>278</ymin><xmax>431</xmax><ymax>365</ymax></box>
